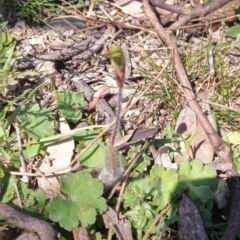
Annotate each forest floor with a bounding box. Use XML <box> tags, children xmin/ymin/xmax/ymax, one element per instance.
<box><xmin>0</xmin><ymin>0</ymin><xmax>240</xmax><ymax>239</ymax></box>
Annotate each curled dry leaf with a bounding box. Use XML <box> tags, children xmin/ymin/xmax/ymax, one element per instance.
<box><xmin>175</xmin><ymin>97</ymin><xmax>215</xmax><ymax>164</ymax></box>
<box><xmin>28</xmin><ymin>32</ymin><xmax>49</xmax><ymax>48</ymax></box>
<box><xmin>155</xmin><ymin>144</ymin><xmax>178</xmax><ymax>170</ymax></box>
<box><xmin>37</xmin><ymin>118</ymin><xmax>74</xmax><ymax>197</ymax></box>
<box><xmin>116</xmin><ymin>126</ymin><xmax>159</xmax><ymax>149</ymax></box>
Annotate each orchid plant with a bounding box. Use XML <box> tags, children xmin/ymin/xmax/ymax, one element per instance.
<box><xmin>98</xmin><ymin>46</ymin><xmax>126</xmax><ymax>191</ymax></box>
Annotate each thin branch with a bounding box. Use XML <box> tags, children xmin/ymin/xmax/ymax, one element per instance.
<box><xmin>14</xmin><ymin>183</ymin><xmax>23</xmax><ymax>211</ymax></box>
<box><xmin>150</xmin><ymin>0</ymin><xmax>191</xmax><ymax>15</ymax></box>
<box><xmin>169</xmin><ymin>0</ymin><xmax>234</xmax><ymax>30</ymax></box>
<box><xmin>0</xmin><ymin>203</ymin><xmax>56</xmax><ymax>240</ymax></box>
<box><xmin>14</xmin><ymin>122</ymin><xmax>27</xmax><ymax>173</ymax></box>
<box><xmin>142</xmin><ymin>202</ymin><xmax>175</xmax><ymax>240</ymax></box>
<box><xmin>142</xmin><ymin>0</ymin><xmax>233</xmax><ymax>170</ymax></box>
<box><xmin>14</xmin><ymin>122</ymin><xmax>28</xmax><ymax>183</ymax></box>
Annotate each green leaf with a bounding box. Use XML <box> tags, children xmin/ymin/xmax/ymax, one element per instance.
<box><xmin>32</xmin><ymin>188</ymin><xmax>47</xmax><ymax>207</ymax></box>
<box><xmin>134</xmin><ymin>153</ymin><xmax>152</xmax><ymax>174</ymax></box>
<box><xmin>23</xmin><ymin>143</ymin><xmax>43</xmax><ymax>159</ymax></box>
<box><xmin>223</xmin><ymin>131</ymin><xmax>240</xmax><ymax>144</ymax></box>
<box><xmin>178</xmin><ymin>160</ymin><xmax>218</xmax><ymax>204</ymax></box>
<box><xmin>0</xmin><ymin>174</ymin><xmax>17</xmax><ymax>203</ymax></box>
<box><xmin>193</xmin><ymin>200</ymin><xmax>212</xmax><ymax>222</ymax></box>
<box><xmin>149</xmin><ymin>165</ymin><xmax>179</xmax><ymax>210</ymax></box>
<box><xmin>0</xmin><ymin>33</ymin><xmax>14</xmax><ymax>46</ymax></box>
<box><xmin>78</xmin><ymin>140</ymin><xmax>105</xmax><ymax>168</ymax></box>
<box><xmin>76</xmin><ymin>131</ymin><xmax>105</xmax><ymax>168</ymax></box>
<box><xmin>153</xmin><ymin>191</ymin><xmax>172</xmax><ymax>210</ymax></box>
<box><xmin>178</xmin><ymin>161</ymin><xmax>191</xmax><ymax>178</ymax></box>
<box><xmin>0</xmin><ymin>146</ymin><xmax>11</xmax><ymax>160</ymax></box>
<box><xmin>198</xmin><ymin>207</ymin><xmax>212</xmax><ymax>222</ymax></box>
<box><xmin>0</xmin><ymin>32</ymin><xmax>16</xmax><ymax>96</ymax></box>
<box><xmin>150</xmin><ymin>165</ymin><xmax>178</xmax><ymax>193</ymax></box>
<box><xmin>124</xmin><ymin>204</ymin><xmax>152</xmax><ymax>230</ymax></box>
<box><xmin>161</xmin><ymin>169</ymin><xmax>178</xmax><ymax>192</ymax></box>
<box><xmin>18</xmin><ymin>102</ymin><xmax>56</xmax><ymax>140</ymax></box>
<box><xmin>49</xmin><ymin>172</ymin><xmax>107</xmax><ymax>231</ymax></box>
<box><xmin>123</xmin><ymin>174</ymin><xmax>151</xmax><ymax>208</ymax></box>
<box><xmin>12</xmin><ymin>183</ymin><xmax>46</xmax><ymax>210</ymax></box>
<box><xmin>4</xmin><ymin>81</ymin><xmax>50</xmax><ymax>129</ymax></box>
<box><xmin>189</xmin><ymin>185</ymin><xmax>212</xmax><ymax>204</ymax></box>
<box><xmin>57</xmin><ymin>90</ymin><xmax>87</xmax><ymax>123</ymax></box>
<box><xmin>0</xmin><ymin>22</ymin><xmax>8</xmax><ymax>31</ymax></box>
<box><xmin>224</xmin><ymin>26</ymin><xmax>240</xmax><ymax>38</ymax></box>
<box><xmin>149</xmin><ymin>164</ymin><xmax>165</xmax><ymax>179</ymax></box>
<box><xmin>123</xmin><ymin>191</ymin><xmax>142</xmax><ymax>208</ymax></box>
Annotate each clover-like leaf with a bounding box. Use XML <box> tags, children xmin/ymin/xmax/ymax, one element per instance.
<box><xmin>152</xmin><ymin>191</ymin><xmax>172</xmax><ymax>210</ymax></box>
<box><xmin>189</xmin><ymin>185</ymin><xmax>212</xmax><ymax>204</ymax></box>
<box><xmin>57</xmin><ymin>90</ymin><xmax>87</xmax><ymax>123</ymax></box>
<box><xmin>150</xmin><ymin>165</ymin><xmax>178</xmax><ymax>193</ymax></box>
<box><xmin>123</xmin><ymin>174</ymin><xmax>151</xmax><ymax>208</ymax></box>
<box><xmin>178</xmin><ymin>160</ymin><xmax>218</xmax><ymax>204</ymax></box>
<box><xmin>49</xmin><ymin>171</ymin><xmax>107</xmax><ymax>231</ymax></box>
<box><xmin>149</xmin><ymin>165</ymin><xmax>179</xmax><ymax>209</ymax></box>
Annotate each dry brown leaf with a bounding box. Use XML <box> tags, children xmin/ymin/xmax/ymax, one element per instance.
<box><xmin>115</xmin><ymin>127</ymin><xmax>159</xmax><ymax>149</ymax></box>
<box><xmin>28</xmin><ymin>32</ymin><xmax>49</xmax><ymax>48</ymax></box>
<box><xmin>37</xmin><ymin>118</ymin><xmax>74</xmax><ymax>196</ymax></box>
<box><xmin>178</xmin><ymin>195</ymin><xmax>208</xmax><ymax>240</ymax></box>
<box><xmin>175</xmin><ymin>99</ymin><xmax>214</xmax><ymax>164</ymax></box>
<box><xmin>103</xmin><ymin>207</ymin><xmax>133</xmax><ymax>240</ymax></box>
<box><xmin>73</xmin><ymin>227</ymin><xmax>93</xmax><ymax>240</ymax></box>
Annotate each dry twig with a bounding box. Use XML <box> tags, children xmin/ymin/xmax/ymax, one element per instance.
<box><xmin>0</xmin><ymin>203</ymin><xmax>56</xmax><ymax>240</ymax></box>
<box><xmin>150</xmin><ymin>0</ymin><xmax>234</xmax><ymax>31</ymax></box>
<box><xmin>142</xmin><ymin>0</ymin><xmax>240</xmax><ymax>239</ymax></box>
<box><xmin>142</xmin><ymin>0</ymin><xmax>233</xmax><ymax>172</ymax></box>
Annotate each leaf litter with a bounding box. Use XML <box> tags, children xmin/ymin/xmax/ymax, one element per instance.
<box><xmin>0</xmin><ymin>0</ymin><xmax>240</xmax><ymax>239</ymax></box>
